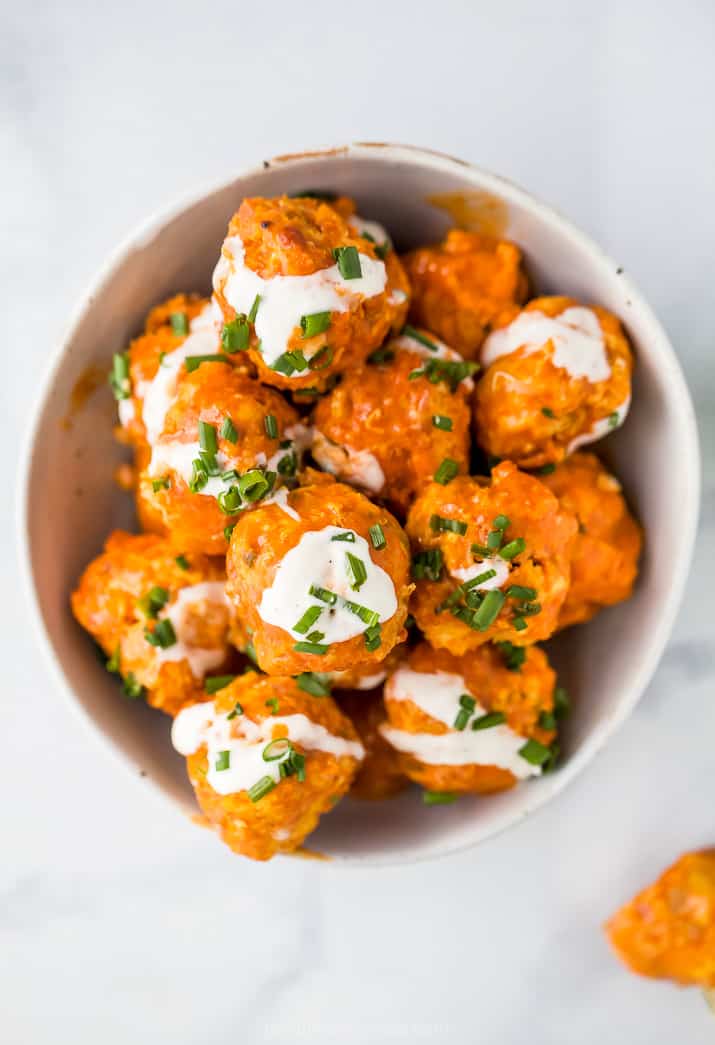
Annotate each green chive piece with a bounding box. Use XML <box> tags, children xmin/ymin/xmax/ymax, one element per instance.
<box><xmin>300</xmin><ymin>311</ymin><xmax>331</xmax><ymax>338</ymax></box>
<box><xmin>535</xmin><ymin>463</ymin><xmax>557</xmax><ymax>476</ymax></box>
<box><xmin>248</xmin><ymin>294</ymin><xmax>261</xmax><ymax>323</ymax></box>
<box><xmin>345</xmin><ymin>552</ymin><xmax>368</xmax><ymax>591</ymax></box>
<box><xmin>262</xmin><ymin>738</ymin><xmax>294</xmax><ymax>762</ymax></box>
<box><xmin>296</xmin><ymin>672</ymin><xmax>332</xmax><ymax>697</ymax></box>
<box><xmin>403</xmin><ymin>325</ymin><xmax>438</xmax><ymax>351</ymax></box>
<box><xmin>219</xmin><ymin>416</ymin><xmax>238</xmax><ymax>443</ymax></box>
<box><xmin>499</xmin><ymin>538</ymin><xmax>526</xmax><ymax>561</ymax></box>
<box><xmin>434</xmin><ymin>458</ymin><xmax>459</xmax><ymax>485</ymax></box>
<box><xmin>408</xmin><ymin>358</ymin><xmax>479</xmax><ymax>392</ymax></box>
<box><xmin>506</xmin><ymin>585</ymin><xmax>537</xmax><ymax>601</ymax></box>
<box><xmin>429</xmin><ymin>514</ymin><xmax>468</xmax><ymax>536</ymax></box>
<box><xmin>122</xmin><ymin>673</ymin><xmax>145</xmax><ymax>699</ymax></box>
<box><xmin>305</xmin><ymin>630</ymin><xmax>325</xmax><ymax>642</ymax></box>
<box><xmin>367</xmin><ymin>346</ymin><xmax>395</xmax><ymax>365</ymax></box>
<box><xmin>215</xmin><ymin>750</ymin><xmax>231</xmax><ymax>772</ymax></box>
<box><xmin>608</xmin><ymin>411</ymin><xmax>620</xmax><ymax>429</ymax></box>
<box><xmin>539</xmin><ymin>711</ymin><xmax>557</xmax><ymax>731</ymax></box>
<box><xmin>290</xmin><ymin>188</ymin><xmax>338</xmax><ymax>201</ymax></box>
<box><xmin>369</xmin><ymin>523</ymin><xmax>386</xmax><ymax>550</ymax></box>
<box><xmin>248</xmin><ymin>776</ymin><xmax>277</xmax><ymax>802</ymax></box>
<box><xmin>224</xmin><ymin>522</ymin><xmax>236</xmax><ymax>542</ymax></box>
<box><xmin>343</xmin><ymin>601</ymin><xmax>380</xmax><ymax>628</ymax></box>
<box><xmin>185</xmin><ymin>354</ymin><xmax>231</xmax><ymax>373</ymax></box>
<box><xmin>493</xmin><ymin>514</ymin><xmax>510</xmax><ymax>530</ymax></box>
<box><xmin>151</xmin><ymin>476</ymin><xmax>171</xmax><ymax>493</ymax></box>
<box><xmin>205</xmin><ymin>674</ymin><xmax>237</xmax><ymax>694</ymax></box>
<box><xmin>513</xmin><ymin>617</ymin><xmax>527</xmax><ymax>631</ymax></box>
<box><xmin>460</xmin><ymin>569</ymin><xmax>497</xmax><ymax>591</ymax></box>
<box><xmin>144</xmin><ymin>618</ymin><xmax>177</xmax><ymax>649</ymax></box>
<box><xmin>422</xmin><ymin>790</ymin><xmax>457</xmax><ymax>805</ymax></box>
<box><xmin>472</xmin><ymin>711</ymin><xmax>506</xmax><ymax>730</ymax></box>
<box><xmin>496</xmin><ymin>641</ymin><xmax>526</xmax><ymax>672</ymax></box>
<box><xmin>541</xmin><ymin>406</ymin><xmax>555</xmax><ymax>418</ymax></box>
<box><xmin>170</xmin><ymin>312</ymin><xmax>189</xmax><ymax>336</ymax></box>
<box><xmin>331</xmin><ymin>531</ymin><xmax>356</xmax><ymax>542</ymax></box>
<box><xmin>265</xmin><ymin>696</ymin><xmax>280</xmax><ymax>715</ymax></box>
<box><xmin>554</xmin><ymin>686</ymin><xmax>570</xmax><ymax>719</ymax></box>
<box><xmin>106</xmin><ymin>646</ymin><xmax>121</xmax><ymax>674</ymax></box>
<box><xmin>237</xmin><ymin>469</ymin><xmax>274</xmax><ymax>502</ymax></box>
<box><xmin>432</xmin><ymin>414</ymin><xmax>453</xmax><ymax>431</ymax></box>
<box><xmin>217</xmin><ymin>485</ymin><xmax>242</xmax><ymax>515</ymax></box>
<box><xmin>109</xmin><ymin>352</ymin><xmax>131</xmax><ymax>401</ymax></box>
<box><xmin>453</xmin><ymin>707</ymin><xmax>471</xmax><ymax>730</ymax></box>
<box><xmin>175</xmin><ymin>555</ymin><xmax>189</xmax><ymax>570</ymax></box>
<box><xmin>308</xmin><ymin>345</ymin><xmax>334</xmax><ymax>371</ymax></box>
<box><xmin>472</xmin><ymin>590</ymin><xmax>505</xmax><ymax>631</ymax></box>
<box><xmin>411</xmin><ymin>548</ymin><xmax>444</xmax><ymax>581</ymax></box>
<box><xmin>486</xmin><ymin>530</ymin><xmax>502</xmax><ymax>550</ymax></box>
<box><xmin>198</xmin><ymin>420</ymin><xmax>218</xmax><ymax>455</ymax></box>
<box><xmin>137</xmin><ymin>586</ymin><xmax>169</xmax><ymax>619</ymax></box>
<box><xmin>293</xmin><ymin>605</ymin><xmax>323</xmax><ymax>635</ymax></box>
<box><xmin>364</xmin><ymin>624</ymin><xmax>382</xmax><ymax>651</ymax></box>
<box><xmin>333</xmin><ymin>245</ymin><xmax>362</xmax><ymax>279</ymax></box>
<box><xmin>226</xmin><ymin>701</ymin><xmax>244</xmax><ymax>720</ymax></box>
<box><xmin>459</xmin><ymin>694</ymin><xmax>476</xmax><ymax>711</ymax></box>
<box><xmin>264</xmin><ymin>414</ymin><xmax>278</xmax><ymax>438</ymax></box>
<box><xmin>271</xmin><ymin>349</ymin><xmax>308</xmax><ymax>375</ymax></box>
<box><xmin>308</xmin><ymin>585</ymin><xmax>337</xmax><ymax>605</ymax></box>
<box><xmin>518</xmin><ymin>738</ymin><xmax>552</xmax><ymax>766</ymax></box>
<box><xmin>294</xmin><ymin>640</ymin><xmax>329</xmax><ymax>655</ymax></box>
<box><xmin>221</xmin><ymin>317</ymin><xmax>250</xmax><ymax>353</ymax></box>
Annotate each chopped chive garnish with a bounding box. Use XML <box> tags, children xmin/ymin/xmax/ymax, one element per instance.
<box><xmin>219</xmin><ymin>416</ymin><xmax>238</xmax><ymax>443</ymax></box>
<box><xmin>521</xmin><ymin>602</ymin><xmax>541</xmax><ymax>618</ymax></box>
<box><xmin>364</xmin><ymin>623</ymin><xmax>382</xmax><ymax>651</ymax></box>
<box><xmin>459</xmin><ymin>694</ymin><xmax>476</xmax><ymax>711</ymax></box>
<box><xmin>137</xmin><ymin>586</ymin><xmax>169</xmax><ymax>619</ymax></box>
<box><xmin>300</xmin><ymin>311</ymin><xmax>331</xmax><ymax>338</ymax></box>
<box><xmin>403</xmin><ymin>325</ymin><xmax>438</xmax><ymax>351</ymax></box>
<box><xmin>422</xmin><ymin>790</ymin><xmax>457</xmax><ymax>805</ymax></box>
<box><xmin>499</xmin><ymin>538</ymin><xmax>526</xmax><ymax>560</ymax></box>
<box><xmin>486</xmin><ymin>530</ymin><xmax>503</xmax><ymax>550</ymax></box>
<box><xmin>152</xmin><ymin>476</ymin><xmax>171</xmax><ymax>492</ymax></box>
<box><xmin>405</xmin><ymin>613</ymin><xmax>416</xmax><ymax>629</ymax></box>
<box><xmin>493</xmin><ymin>514</ymin><xmax>510</xmax><ymax>530</ymax></box>
<box><xmin>411</xmin><ymin>548</ymin><xmax>444</xmax><ymax>581</ymax></box>
<box><xmin>308</xmin><ymin>345</ymin><xmax>334</xmax><ymax>371</ymax></box>
<box><xmin>262</xmin><ymin>738</ymin><xmax>293</xmax><ymax>762</ymax></box>
<box><xmin>608</xmin><ymin>411</ymin><xmax>620</xmax><ymax>429</ymax></box>
<box><xmin>224</xmin><ymin>522</ymin><xmax>236</xmax><ymax>542</ymax></box>
<box><xmin>429</xmin><ymin>514</ymin><xmax>467</xmax><ymax>536</ymax></box>
<box><xmin>106</xmin><ymin>646</ymin><xmax>121</xmax><ymax>673</ymax></box>
<box><xmin>170</xmin><ymin>312</ymin><xmax>189</xmax><ymax>336</ymax></box>
<box><xmin>237</xmin><ymin>468</ymin><xmax>274</xmax><ymax>502</ymax></box>
<box><xmin>305</xmin><ymin>630</ymin><xmax>325</xmax><ymax>642</ymax></box>
<box><xmin>248</xmin><ymin>294</ymin><xmax>261</xmax><ymax>323</ymax></box>
<box><xmin>434</xmin><ymin>458</ymin><xmax>459</xmax><ymax>485</ymax></box>
<box><xmin>506</xmin><ymin>585</ymin><xmax>537</xmax><ymax>601</ymax></box>
<box><xmin>296</xmin><ymin>672</ymin><xmax>332</xmax><ymax>697</ymax></box>
<box><xmin>144</xmin><ymin>618</ymin><xmax>177</xmax><ymax>649</ymax></box>
<box><xmin>308</xmin><ymin>584</ymin><xmax>337</xmax><ymax>605</ymax></box>
<box><xmin>227</xmin><ymin>701</ymin><xmax>244</xmax><ymax>720</ymax></box>
<box><xmin>367</xmin><ymin>346</ymin><xmax>395</xmax><ymax>365</ymax></box>
<box><xmin>461</xmin><ymin>568</ymin><xmax>497</xmax><ymax>591</ymax></box>
<box><xmin>432</xmin><ymin>414</ymin><xmax>453</xmax><ymax>431</ymax></box>
<box><xmin>343</xmin><ymin>601</ymin><xmax>379</xmax><ymax>628</ymax></box>
<box><xmin>453</xmin><ymin>708</ymin><xmax>471</xmax><ymax>730</ymax></box>
<box><xmin>293</xmin><ymin>605</ymin><xmax>323</xmax><ymax>635</ymax></box>
<box><xmin>217</xmin><ymin>485</ymin><xmax>242</xmax><ymax>514</ymax></box>
<box><xmin>277</xmin><ymin>450</ymin><xmax>298</xmax><ymax>477</ymax></box>
<box><xmin>294</xmin><ymin>640</ymin><xmax>329</xmax><ymax>655</ymax></box>
<box><xmin>109</xmin><ymin>352</ymin><xmax>131</xmax><ymax>401</ymax></box>
<box><xmin>264</xmin><ymin>414</ymin><xmax>278</xmax><ymax>438</ymax></box>
<box><xmin>472</xmin><ymin>589</ymin><xmax>505</xmax><ymax>630</ymax></box>
<box><xmin>518</xmin><ymin>738</ymin><xmax>552</xmax><ymax>766</ymax></box>
<box><xmin>185</xmin><ymin>354</ymin><xmax>231</xmax><ymax>373</ymax></box>
<box><xmin>290</xmin><ymin>188</ymin><xmax>338</xmax><ymax>201</ymax></box>
<box><xmin>198</xmin><ymin>420</ymin><xmax>218</xmax><ymax>455</ymax></box>
<box><xmin>472</xmin><ymin>711</ymin><xmax>506</xmax><ymax>730</ymax></box>
<box><xmin>271</xmin><ymin>349</ymin><xmax>308</xmax><ymax>375</ymax></box>
<box><xmin>541</xmin><ymin>407</ymin><xmax>555</xmax><ymax>419</ymax></box>
<box><xmin>513</xmin><ymin>616</ymin><xmax>528</xmax><ymax>631</ymax></box>
<box><xmin>331</xmin><ymin>531</ymin><xmax>356</xmax><ymax>542</ymax></box>
<box><xmin>496</xmin><ymin>641</ymin><xmax>526</xmax><ymax>671</ymax></box>
<box><xmin>265</xmin><ymin>696</ymin><xmax>280</xmax><ymax>715</ymax></box>
<box><xmin>248</xmin><ymin>776</ymin><xmax>276</xmax><ymax>802</ymax></box>
<box><xmin>538</xmin><ymin>710</ymin><xmax>557</xmax><ymax>730</ymax></box>
<box><xmin>470</xmin><ymin>543</ymin><xmax>492</xmax><ymax>558</ymax></box>
<box><xmin>215</xmin><ymin>750</ymin><xmax>231</xmax><ymax>772</ymax></box>
<box><xmin>554</xmin><ymin>686</ymin><xmax>570</xmax><ymax>719</ymax></box>
<box><xmin>345</xmin><ymin>552</ymin><xmax>367</xmax><ymax>591</ymax></box>
<box><xmin>408</xmin><ymin>358</ymin><xmax>479</xmax><ymax>392</ymax></box>
<box><xmin>369</xmin><ymin>523</ymin><xmax>386</xmax><ymax>550</ymax></box>
<box><xmin>333</xmin><ymin>245</ymin><xmax>362</xmax><ymax>279</ymax></box>
<box><xmin>221</xmin><ymin>316</ymin><xmax>250</xmax><ymax>352</ymax></box>
<box><xmin>205</xmin><ymin>674</ymin><xmax>236</xmax><ymax>694</ymax></box>
<box><xmin>535</xmin><ymin>462</ymin><xmax>556</xmax><ymax>476</ymax></box>
<box><xmin>122</xmin><ymin>673</ymin><xmax>145</xmax><ymax>699</ymax></box>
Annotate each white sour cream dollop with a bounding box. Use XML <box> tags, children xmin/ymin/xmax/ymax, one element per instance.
<box><xmin>154</xmin><ymin>581</ymin><xmax>229</xmax><ymax>679</ymax></box>
<box><xmin>482</xmin><ymin>306</ymin><xmax>611</xmax><ymax>383</ymax></box>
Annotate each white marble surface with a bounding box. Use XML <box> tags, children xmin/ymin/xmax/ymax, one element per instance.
<box><xmin>2</xmin><ymin>1</ymin><xmax>714</xmax><ymax>1042</ymax></box>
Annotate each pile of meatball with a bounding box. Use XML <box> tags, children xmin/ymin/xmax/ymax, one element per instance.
<box><xmin>72</xmin><ymin>193</ymin><xmax>642</xmax><ymax>861</ymax></box>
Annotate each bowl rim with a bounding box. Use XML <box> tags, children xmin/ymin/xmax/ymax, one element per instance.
<box><xmin>17</xmin><ymin>141</ymin><xmax>702</xmax><ymax>865</ymax></box>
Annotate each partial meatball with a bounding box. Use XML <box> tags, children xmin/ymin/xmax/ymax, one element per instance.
<box><xmin>474</xmin><ymin>296</ymin><xmax>633</xmax><ymax>468</ymax></box>
<box><xmin>605</xmin><ymin>850</ymin><xmax>715</xmax><ymax>988</ymax></box>
<box><xmin>171</xmin><ymin>673</ymin><xmax>364</xmax><ymax>860</ymax></box>
<box><xmin>212</xmin><ymin>195</ymin><xmax>409</xmax><ymax>393</ymax></box>
<box><xmin>311</xmin><ymin>326</ymin><xmax>473</xmax><ymax>517</ymax></box>
<box><xmin>138</xmin><ymin>361</ymin><xmax>309</xmax><ymax>555</ymax></box>
<box><xmin>337</xmin><ymin>689</ymin><xmax>408</xmax><ymax>801</ymax></box>
<box><xmin>401</xmin><ymin>229</ymin><xmax>528</xmax><ymax>360</ymax></box>
<box><xmin>71</xmin><ymin>532</ymin><xmax>237</xmax><ymax>716</ymax></box>
<box><xmin>540</xmin><ymin>452</ymin><xmax>642</xmax><ymax>628</ymax></box>
<box><xmin>226</xmin><ymin>478</ymin><xmax>413</xmax><ymax>676</ymax></box>
<box><xmin>381</xmin><ymin>641</ymin><xmax>558</xmax><ymax>794</ymax></box>
<box><xmin>406</xmin><ymin>462</ymin><xmax>577</xmax><ymax>652</ymax></box>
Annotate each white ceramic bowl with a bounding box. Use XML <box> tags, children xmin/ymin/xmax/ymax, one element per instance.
<box><xmin>19</xmin><ymin>143</ymin><xmax>700</xmax><ymax>864</ymax></box>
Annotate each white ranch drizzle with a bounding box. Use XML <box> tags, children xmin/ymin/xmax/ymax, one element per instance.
<box><xmin>171</xmin><ymin>702</ymin><xmax>364</xmax><ymax>796</ymax></box>
<box><xmin>451</xmin><ymin>556</ymin><xmax>510</xmax><ymax>591</ymax></box>
<box><xmin>391</xmin><ymin>331</ymin><xmax>475</xmax><ymax>391</ymax></box>
<box><xmin>348</xmin><ymin>214</ymin><xmax>390</xmax><ymax>246</ymax></box>
<box><xmin>155</xmin><ymin>582</ymin><xmax>229</xmax><ymax>679</ymax></box>
<box><xmin>311</xmin><ymin>430</ymin><xmax>386</xmax><ymax>495</ymax></box>
<box><xmin>258</xmin><ymin>525</ymin><xmax>397</xmax><ymax>645</ymax></box>
<box><xmin>261</xmin><ymin>486</ymin><xmax>300</xmax><ymax>521</ymax></box>
<box><xmin>566</xmin><ymin>393</ymin><xmax>631</xmax><ymax>454</ymax></box>
<box><xmin>380</xmin><ymin>667</ymin><xmax>540</xmax><ymax>779</ymax></box>
<box><xmin>481</xmin><ymin>306</ymin><xmax>611</xmax><ymax>383</ymax></box>
<box><xmin>329</xmin><ymin>668</ymin><xmax>387</xmax><ymax>691</ymax></box>
<box><xmin>213</xmin><ymin>235</ymin><xmax>387</xmax><ymax>371</ymax></box>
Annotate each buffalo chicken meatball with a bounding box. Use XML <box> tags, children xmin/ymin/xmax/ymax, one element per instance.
<box><xmin>226</xmin><ymin>478</ymin><xmax>413</xmax><ymax>676</ymax></box>
<box><xmin>474</xmin><ymin>296</ymin><xmax>633</xmax><ymax>468</ymax></box>
<box><xmin>311</xmin><ymin>326</ymin><xmax>473</xmax><ymax>516</ymax></box>
<box><xmin>138</xmin><ymin>361</ymin><xmax>309</xmax><ymax>555</ymax></box>
<box><xmin>381</xmin><ymin>642</ymin><xmax>558</xmax><ymax>794</ymax></box>
<box><xmin>212</xmin><ymin>195</ymin><xmax>409</xmax><ymax>393</ymax></box>
<box><xmin>71</xmin><ymin>531</ymin><xmax>236</xmax><ymax>716</ymax></box>
<box><xmin>171</xmin><ymin>673</ymin><xmax>364</xmax><ymax>860</ymax></box>
<box><xmin>337</xmin><ymin>689</ymin><xmax>408</xmax><ymax>801</ymax></box>
<box><xmin>401</xmin><ymin>229</ymin><xmax>528</xmax><ymax>360</ymax></box>
<box><xmin>605</xmin><ymin>850</ymin><xmax>715</xmax><ymax>989</ymax></box>
<box><xmin>406</xmin><ymin>462</ymin><xmax>577</xmax><ymax>652</ymax></box>
<box><xmin>540</xmin><ymin>452</ymin><xmax>642</xmax><ymax>629</ymax></box>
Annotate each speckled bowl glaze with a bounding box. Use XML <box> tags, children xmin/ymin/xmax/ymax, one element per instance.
<box><xmin>19</xmin><ymin>144</ymin><xmax>700</xmax><ymax>864</ymax></box>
